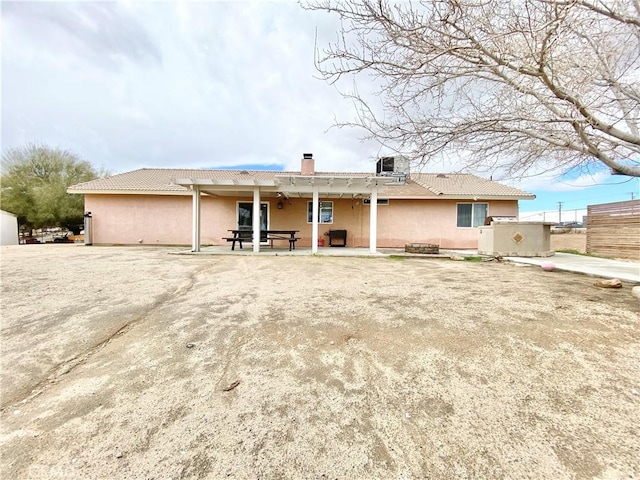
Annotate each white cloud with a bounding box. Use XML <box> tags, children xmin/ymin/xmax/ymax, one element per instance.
<box><xmin>3</xmin><ymin>0</ymin><xmax>631</xmax><ymax>200</ymax></box>
<box><xmin>1</xmin><ymin>1</ymin><xmax>381</xmax><ymax>173</ymax></box>
<box><xmin>507</xmin><ymin>170</ymin><xmax>611</xmax><ymax>193</ymax></box>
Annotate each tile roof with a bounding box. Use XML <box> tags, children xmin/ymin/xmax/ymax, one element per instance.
<box><xmin>68</xmin><ymin>168</ymin><xmax>534</xmax><ymax>199</ymax></box>
<box><xmin>67</xmin><ymin>168</ymin><xmax>293</xmax><ymax>192</ymax></box>
<box><xmin>378</xmin><ymin>178</ymin><xmax>439</xmax><ymax>197</ymax></box>
<box><xmin>409</xmin><ymin>173</ymin><xmax>534</xmax><ymax>198</ymax></box>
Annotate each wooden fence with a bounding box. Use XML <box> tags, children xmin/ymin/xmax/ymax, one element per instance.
<box><xmin>586</xmin><ymin>200</ymin><xmax>640</xmax><ymax>260</ymax></box>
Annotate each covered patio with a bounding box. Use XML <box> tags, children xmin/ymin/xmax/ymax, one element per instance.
<box><xmin>174</xmin><ymin>173</ymin><xmax>388</xmax><ymax>254</ymax></box>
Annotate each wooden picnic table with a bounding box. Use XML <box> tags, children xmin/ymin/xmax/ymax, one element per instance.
<box><xmin>223</xmin><ymin>229</ymin><xmax>300</xmax><ymax>251</ymax></box>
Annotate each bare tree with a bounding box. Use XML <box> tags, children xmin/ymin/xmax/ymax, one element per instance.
<box><xmin>305</xmin><ymin>0</ymin><xmax>640</xmax><ymax>177</ymax></box>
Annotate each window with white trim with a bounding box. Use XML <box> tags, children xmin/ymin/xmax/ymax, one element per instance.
<box><xmin>307</xmin><ymin>201</ymin><xmax>333</xmax><ymax>224</ymax></box>
<box><xmin>457</xmin><ymin>203</ymin><xmax>488</xmax><ymax>227</ymax></box>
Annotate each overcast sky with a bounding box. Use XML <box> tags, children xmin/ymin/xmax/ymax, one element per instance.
<box><xmin>2</xmin><ymin>1</ymin><xmax>387</xmax><ymax>173</ymax></box>
<box><xmin>2</xmin><ymin>1</ymin><xmax>637</xmax><ymax>212</ymax></box>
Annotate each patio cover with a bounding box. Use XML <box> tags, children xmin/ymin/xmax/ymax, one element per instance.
<box><xmin>173</xmin><ymin>175</ymin><xmax>388</xmax><ymax>253</ymax></box>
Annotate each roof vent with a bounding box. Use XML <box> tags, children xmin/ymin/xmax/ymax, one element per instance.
<box><xmin>240</xmin><ymin>170</ymin><xmax>249</xmax><ymax>175</ymax></box>
<box><xmin>436</xmin><ymin>174</ymin><xmax>447</xmax><ymax>178</ymax></box>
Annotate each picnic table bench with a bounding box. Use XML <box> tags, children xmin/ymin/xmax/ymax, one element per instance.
<box><xmin>223</xmin><ymin>229</ymin><xmax>300</xmax><ymax>251</ymax></box>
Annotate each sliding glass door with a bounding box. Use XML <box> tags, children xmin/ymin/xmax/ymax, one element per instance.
<box><xmin>237</xmin><ymin>202</ymin><xmax>269</xmax><ymax>241</ymax></box>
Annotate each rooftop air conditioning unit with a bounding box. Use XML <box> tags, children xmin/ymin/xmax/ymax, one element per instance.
<box><xmin>376</xmin><ymin>156</ymin><xmax>409</xmax><ymax>184</ymax></box>
<box><xmin>376</xmin><ymin>156</ymin><xmax>410</xmax><ymax>176</ymax></box>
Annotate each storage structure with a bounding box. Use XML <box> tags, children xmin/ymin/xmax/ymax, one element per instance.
<box><xmin>478</xmin><ymin>219</ymin><xmax>554</xmax><ymax>257</ymax></box>
<box><xmin>1</xmin><ymin>210</ymin><xmax>19</xmax><ymax>246</ymax></box>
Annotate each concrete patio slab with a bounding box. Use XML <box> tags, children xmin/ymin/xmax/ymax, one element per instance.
<box><xmin>505</xmin><ymin>252</ymin><xmax>640</xmax><ymax>284</ymax></box>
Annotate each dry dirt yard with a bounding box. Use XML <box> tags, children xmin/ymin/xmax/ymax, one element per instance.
<box><xmin>1</xmin><ymin>245</ymin><xmax>638</xmax><ymax>480</ymax></box>
<box><xmin>550</xmin><ymin>232</ymin><xmax>587</xmax><ymax>253</ymax></box>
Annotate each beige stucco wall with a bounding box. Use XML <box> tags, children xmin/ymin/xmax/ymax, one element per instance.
<box><xmin>360</xmin><ymin>199</ymin><xmax>517</xmax><ymax>248</ymax></box>
<box><xmin>84</xmin><ymin>194</ymin><xmax>520</xmax><ymax>248</ymax></box>
<box><xmin>478</xmin><ymin>223</ymin><xmax>554</xmax><ymax>257</ymax></box>
<box><xmin>85</xmin><ymin>195</ymin><xmax>193</xmax><ymax>245</ymax></box>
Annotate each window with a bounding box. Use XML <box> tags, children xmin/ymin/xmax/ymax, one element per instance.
<box><xmin>307</xmin><ymin>201</ymin><xmax>333</xmax><ymax>224</ymax></box>
<box><xmin>457</xmin><ymin>203</ymin><xmax>488</xmax><ymax>227</ymax></box>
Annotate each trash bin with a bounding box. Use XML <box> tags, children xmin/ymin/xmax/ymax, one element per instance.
<box><xmin>83</xmin><ymin>212</ymin><xmax>93</xmax><ymax>246</ymax></box>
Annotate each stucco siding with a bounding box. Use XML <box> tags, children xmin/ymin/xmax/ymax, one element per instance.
<box><xmin>85</xmin><ymin>195</ymin><xmax>193</xmax><ymax>245</ymax></box>
<box><xmin>84</xmin><ymin>194</ymin><xmax>519</xmax><ymax>248</ymax></box>
<box><xmin>357</xmin><ymin>199</ymin><xmax>518</xmax><ymax>248</ymax></box>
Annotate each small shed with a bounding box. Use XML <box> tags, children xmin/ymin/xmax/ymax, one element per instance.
<box><xmin>478</xmin><ymin>218</ymin><xmax>554</xmax><ymax>257</ymax></box>
<box><xmin>1</xmin><ymin>210</ymin><xmax>19</xmax><ymax>246</ymax></box>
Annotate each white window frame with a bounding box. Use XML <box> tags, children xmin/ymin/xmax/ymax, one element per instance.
<box><xmin>456</xmin><ymin>202</ymin><xmax>488</xmax><ymax>228</ymax></box>
<box><xmin>307</xmin><ymin>201</ymin><xmax>333</xmax><ymax>224</ymax></box>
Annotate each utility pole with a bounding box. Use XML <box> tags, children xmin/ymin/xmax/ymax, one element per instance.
<box><xmin>630</xmin><ymin>192</ymin><xmax>636</xmax><ymax>200</ymax></box>
<box><xmin>557</xmin><ymin>202</ymin><xmax>564</xmax><ymax>224</ymax></box>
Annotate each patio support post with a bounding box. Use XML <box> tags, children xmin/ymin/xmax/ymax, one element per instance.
<box><xmin>252</xmin><ymin>187</ymin><xmax>261</xmax><ymax>253</ymax></box>
<box><xmin>311</xmin><ymin>187</ymin><xmax>319</xmax><ymax>254</ymax></box>
<box><xmin>191</xmin><ymin>185</ymin><xmax>201</xmax><ymax>252</ymax></box>
<box><xmin>369</xmin><ymin>187</ymin><xmax>378</xmax><ymax>253</ymax></box>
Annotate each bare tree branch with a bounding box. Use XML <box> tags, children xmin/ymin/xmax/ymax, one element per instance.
<box><xmin>304</xmin><ymin>0</ymin><xmax>640</xmax><ymax>177</ymax></box>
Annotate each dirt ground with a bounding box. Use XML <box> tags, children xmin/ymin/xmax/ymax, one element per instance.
<box><xmin>550</xmin><ymin>232</ymin><xmax>587</xmax><ymax>253</ymax></box>
<box><xmin>1</xmin><ymin>245</ymin><xmax>638</xmax><ymax>480</ymax></box>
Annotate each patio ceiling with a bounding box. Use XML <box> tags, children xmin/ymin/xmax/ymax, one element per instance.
<box><xmin>173</xmin><ymin>178</ymin><xmax>278</xmax><ymax>197</ymax></box>
<box><xmin>179</xmin><ymin>175</ymin><xmax>385</xmax><ymax>254</ymax></box>
<box><xmin>173</xmin><ymin>175</ymin><xmax>388</xmax><ymax>198</ymax></box>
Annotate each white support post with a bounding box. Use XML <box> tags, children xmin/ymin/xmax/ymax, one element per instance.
<box><xmin>311</xmin><ymin>187</ymin><xmax>319</xmax><ymax>254</ymax></box>
<box><xmin>191</xmin><ymin>186</ymin><xmax>201</xmax><ymax>252</ymax></box>
<box><xmin>253</xmin><ymin>187</ymin><xmax>260</xmax><ymax>253</ymax></box>
<box><xmin>369</xmin><ymin>187</ymin><xmax>378</xmax><ymax>253</ymax></box>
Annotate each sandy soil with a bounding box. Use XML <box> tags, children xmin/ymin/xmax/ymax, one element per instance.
<box><xmin>550</xmin><ymin>233</ymin><xmax>587</xmax><ymax>253</ymax></box>
<box><xmin>1</xmin><ymin>244</ymin><xmax>638</xmax><ymax>479</ymax></box>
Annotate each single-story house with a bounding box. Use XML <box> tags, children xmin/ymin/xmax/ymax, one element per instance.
<box><xmin>67</xmin><ymin>154</ymin><xmax>534</xmax><ymax>252</ymax></box>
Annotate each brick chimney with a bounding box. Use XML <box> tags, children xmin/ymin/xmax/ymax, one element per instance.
<box><xmin>301</xmin><ymin>153</ymin><xmax>314</xmax><ymax>175</ymax></box>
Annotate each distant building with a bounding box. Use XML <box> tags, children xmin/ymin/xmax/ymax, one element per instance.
<box><xmin>1</xmin><ymin>210</ymin><xmax>19</xmax><ymax>246</ymax></box>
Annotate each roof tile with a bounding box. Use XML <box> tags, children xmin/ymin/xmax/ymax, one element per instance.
<box><xmin>68</xmin><ymin>168</ymin><xmax>533</xmax><ymax>199</ymax></box>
